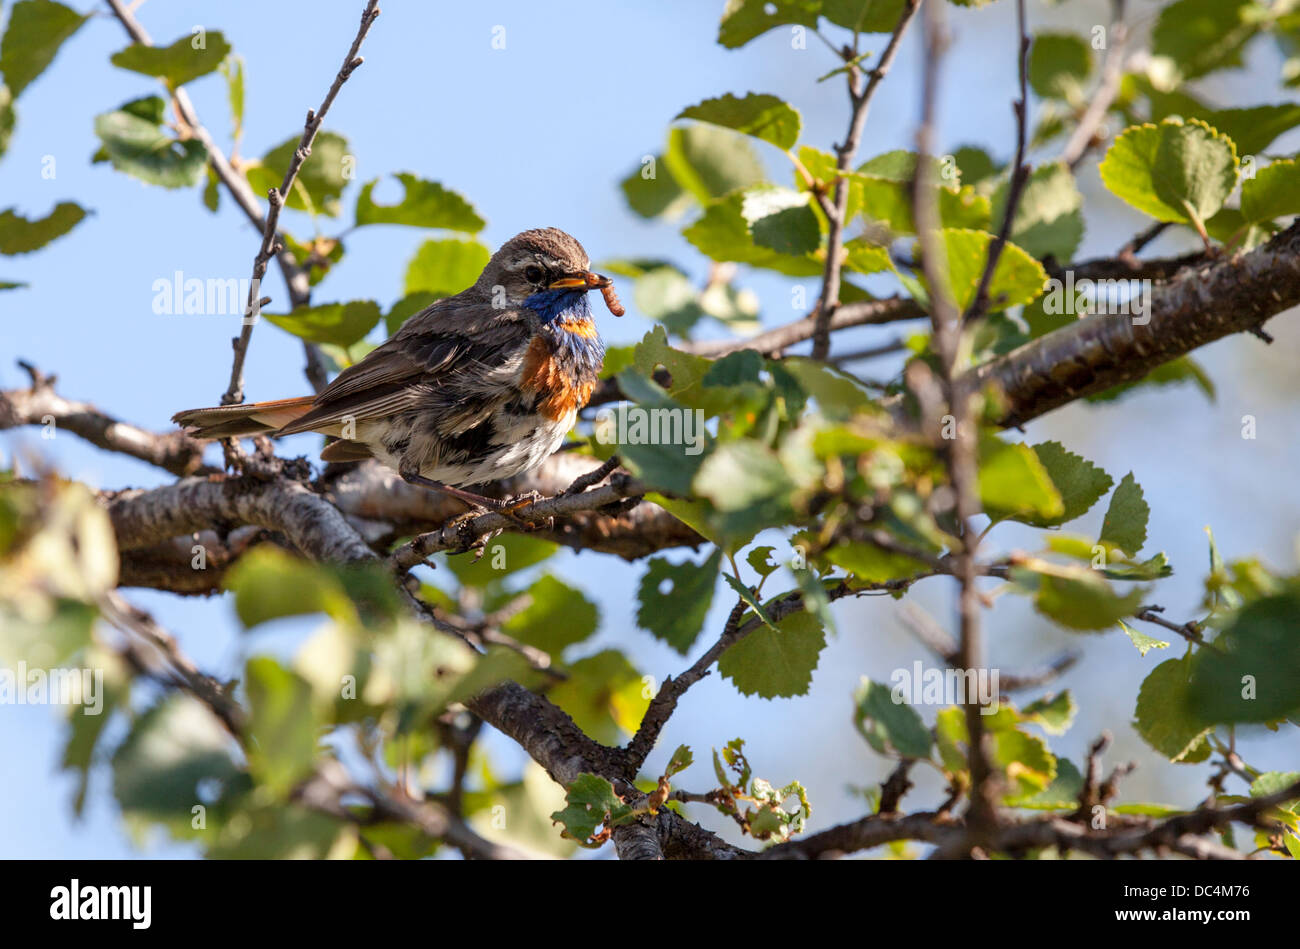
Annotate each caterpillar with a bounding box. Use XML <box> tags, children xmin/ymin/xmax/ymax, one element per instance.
<box><xmin>600</xmin><ymin>282</ymin><xmax>625</xmax><ymax>317</ymax></box>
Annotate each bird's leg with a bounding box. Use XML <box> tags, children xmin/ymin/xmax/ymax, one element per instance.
<box><xmin>399</xmin><ymin>466</ymin><xmax>510</xmax><ymax>512</ymax></box>
<box><xmin>399</xmin><ymin>465</ymin><xmax>544</xmax><ymax>531</ymax></box>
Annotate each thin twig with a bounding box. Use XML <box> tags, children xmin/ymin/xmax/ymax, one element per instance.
<box><xmin>810</xmin><ymin>0</ymin><xmax>923</xmax><ymax>361</ymax></box>
<box><xmin>965</xmin><ymin>0</ymin><xmax>1030</xmax><ymax>323</ymax></box>
<box><xmin>223</xmin><ymin>0</ymin><xmax>382</xmax><ymax>405</ymax></box>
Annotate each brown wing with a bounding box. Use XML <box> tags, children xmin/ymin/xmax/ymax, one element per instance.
<box><xmin>276</xmin><ymin>296</ymin><xmax>534</xmax><ymax>436</ymax></box>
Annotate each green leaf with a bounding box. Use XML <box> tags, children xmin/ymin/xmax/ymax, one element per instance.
<box><xmin>636</xmin><ymin>549</ymin><xmax>722</xmax><ymax>654</ymax></box>
<box><xmin>822</xmin><ymin>540</ymin><xmax>929</xmax><ymax>584</ymax></box>
<box><xmin>741</xmin><ymin>186</ymin><xmax>820</xmax><ymax>255</ymax></box>
<box><xmin>1241</xmin><ymin>159</ymin><xmax>1300</xmax><ymax>225</ymax></box>
<box><xmin>112</xmin><ymin>695</ymin><xmax>240</xmax><ymax>824</ymax></box>
<box><xmin>665</xmin><ymin>744</ymin><xmax>694</xmax><ymax>778</ymax></box>
<box><xmin>1118</xmin><ymin>618</ymin><xmax>1171</xmax><ymax>657</ymax></box>
<box><xmin>1028</xmin><ymin>32</ymin><xmax>1092</xmax><ymax>100</ymax></box>
<box><xmin>923</xmin><ymin>228</ymin><xmax>1047</xmax><ymax>313</ymax></box>
<box><xmin>979</xmin><ymin>437</ymin><xmax>1064</xmax><ymax>522</ymax></box>
<box><xmin>1150</xmin><ymin>0</ymin><xmax>1257</xmax><ymax>84</ymax></box>
<box><xmin>717</xmin><ymin>0</ymin><xmax>821</xmax><ymax>49</ymax></box>
<box><xmin>677</xmin><ymin>92</ymin><xmax>801</xmax><ymax>150</ymax></box>
<box><xmin>684</xmin><ymin>189</ymin><xmax>823</xmax><ymax>276</ymax></box>
<box><xmin>265</xmin><ymin>299</ymin><xmax>381</xmax><ymax>347</ymax></box>
<box><xmin>110</xmin><ymin>30</ymin><xmax>232</xmax><ymax>88</ymax></box>
<box><xmin>403</xmin><ymin>237</ymin><xmax>490</xmax><ymax>296</ymax></box>
<box><xmin>1011</xmin><ymin>757</ymin><xmax>1085</xmax><ymax>810</ymax></box>
<box><xmin>1188</xmin><ymin>586</ymin><xmax>1300</xmax><ymax>724</ymax></box>
<box><xmin>745</xmin><ymin>545</ymin><xmax>779</xmax><ymax>579</ymax></box>
<box><xmin>225</xmin><ymin>547</ymin><xmax>394</xmax><ymax>628</ymax></box>
<box><xmin>1021</xmin><ymin>691</ymin><xmax>1076</xmax><ymax>736</ymax></box>
<box><xmin>220</xmin><ymin>54</ymin><xmax>245</xmax><ymax>140</ymax></box>
<box><xmin>1020</xmin><ymin>441</ymin><xmax>1113</xmax><ymax>527</ymax></box>
<box><xmin>718</xmin><ymin>609</ymin><xmax>825</xmax><ymax>698</ymax></box>
<box><xmin>1013</xmin><ymin>561</ymin><xmax>1146</xmax><ymax>632</ymax></box>
<box><xmin>822</xmin><ymin>0</ymin><xmax>908</xmax><ymax>33</ymax></box>
<box><xmin>382</xmin><ymin>291</ymin><xmax>437</xmax><ymax>335</ymax></box>
<box><xmin>93</xmin><ymin>98</ymin><xmax>207</xmax><ymax>189</ymax></box>
<box><xmin>246</xmin><ymin>131</ymin><xmax>351</xmax><ymax>217</ymax></box>
<box><xmin>1099</xmin><ymin>472</ymin><xmax>1148</xmax><ymax>557</ymax></box>
<box><xmin>993</xmin><ymin>161</ymin><xmax>1084</xmax><ymax>262</ymax></box>
<box><xmin>550</xmin><ymin>773</ymin><xmax>634</xmax><ymax>847</ymax></box>
<box><xmin>620</xmin><ymin>154</ymin><xmax>691</xmax><ymax>219</ymax></box>
<box><xmin>0</xmin><ymin>0</ymin><xmax>87</xmax><ymax>98</ymax></box>
<box><xmin>0</xmin><ymin>83</ymin><xmax>13</xmax><ymax>159</ymax></box>
<box><xmin>1134</xmin><ymin>654</ymin><xmax>1212</xmax><ymax>761</ymax></box>
<box><xmin>354</xmin><ymin>173</ymin><xmax>484</xmax><ymax>231</ymax></box>
<box><xmin>244</xmin><ymin>656</ymin><xmax>319</xmax><ymax>796</ymax></box>
<box><xmin>0</xmin><ymin>201</ymin><xmax>84</xmax><ymax>255</ymax></box>
<box><xmin>443</xmin><ymin>532</ymin><xmax>557</xmax><ymax>588</ymax></box>
<box><xmin>1098</xmin><ymin>119</ymin><xmax>1238</xmax><ymax>230</ymax></box>
<box><xmin>694</xmin><ymin>439</ymin><xmax>800</xmax><ymax>539</ymax></box>
<box><xmin>854</xmin><ymin>678</ymin><xmax>933</xmax><ymax>758</ymax></box>
<box><xmin>548</xmin><ymin>650</ymin><xmax>650</xmax><ymax>744</ymax></box>
<box><xmin>665</xmin><ymin>123</ymin><xmax>766</xmax><ymax>204</ymax></box>
<box><xmin>501</xmin><ymin>574</ymin><xmax>600</xmax><ymax>655</ymax></box>
<box><xmin>1085</xmin><ymin>355</ymin><xmax>1216</xmax><ymax>404</ymax></box>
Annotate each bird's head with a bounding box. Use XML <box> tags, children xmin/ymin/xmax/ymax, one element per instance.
<box><xmin>477</xmin><ymin>227</ymin><xmax>617</xmax><ymax>318</ymax></box>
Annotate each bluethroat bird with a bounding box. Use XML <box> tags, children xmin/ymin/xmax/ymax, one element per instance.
<box><xmin>173</xmin><ymin>227</ymin><xmax>621</xmax><ymax>512</ymax></box>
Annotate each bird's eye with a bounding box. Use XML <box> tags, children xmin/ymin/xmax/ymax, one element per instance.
<box><xmin>524</xmin><ymin>265</ymin><xmax>545</xmax><ymax>284</ymax></box>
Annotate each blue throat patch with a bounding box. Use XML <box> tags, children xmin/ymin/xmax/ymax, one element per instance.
<box><xmin>522</xmin><ymin>288</ymin><xmax>605</xmax><ymax>378</ymax></box>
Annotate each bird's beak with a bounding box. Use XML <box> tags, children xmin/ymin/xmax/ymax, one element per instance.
<box><xmin>548</xmin><ymin>271</ymin><xmax>612</xmax><ymax>291</ymax></box>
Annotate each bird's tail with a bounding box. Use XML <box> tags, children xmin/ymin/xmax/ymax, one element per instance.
<box><xmin>172</xmin><ymin>395</ymin><xmax>317</xmax><ymax>439</ymax></box>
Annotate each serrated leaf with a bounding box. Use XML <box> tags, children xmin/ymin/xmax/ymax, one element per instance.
<box><xmin>823</xmin><ymin>0</ymin><xmax>908</xmax><ymax>33</ymax></box>
<box><xmin>550</xmin><ymin>773</ymin><xmax>633</xmax><ymax>846</ymax></box>
<box><xmin>980</xmin><ymin>437</ymin><xmax>1064</xmax><ymax>522</ymax></box>
<box><xmin>745</xmin><ymin>545</ymin><xmax>778</xmax><ymax>579</ymax></box>
<box><xmin>1099</xmin><ymin>472</ymin><xmax>1148</xmax><ymax>557</ymax></box>
<box><xmin>1118</xmin><ymin>619</ymin><xmax>1171</xmax><ymax>656</ymax></box>
<box><xmin>0</xmin><ymin>0</ymin><xmax>88</xmax><ymax>98</ymax></box>
<box><xmin>718</xmin><ymin>609</ymin><xmax>825</xmax><ymax>698</ymax></box>
<box><xmin>110</xmin><ymin>30</ymin><xmax>231</xmax><ymax>88</ymax></box>
<box><xmin>355</xmin><ymin>173</ymin><xmax>484</xmax><ymax>231</ymax></box>
<box><xmin>678</xmin><ymin>92</ymin><xmax>801</xmax><ymax>150</ymax></box>
<box><xmin>1098</xmin><ymin>119</ymin><xmax>1238</xmax><ymax>230</ymax></box>
<box><xmin>1021</xmin><ymin>441</ymin><xmax>1113</xmax><ymax>527</ymax></box>
<box><xmin>635</xmin><ymin>549</ymin><xmax>721</xmax><ymax>655</ymax></box>
<box><xmin>1150</xmin><ymin>0</ymin><xmax>1257</xmax><ymax>84</ymax></box>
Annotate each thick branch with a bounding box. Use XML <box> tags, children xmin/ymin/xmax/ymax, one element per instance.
<box><xmin>969</xmin><ymin>219</ymin><xmax>1300</xmax><ymax>426</ymax></box>
<box><xmin>0</xmin><ymin>364</ymin><xmax>214</xmax><ymax>477</ymax></box>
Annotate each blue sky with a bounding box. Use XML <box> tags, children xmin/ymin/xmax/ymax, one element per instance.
<box><xmin>3</xmin><ymin>0</ymin><xmax>1299</xmax><ymax>857</ymax></box>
